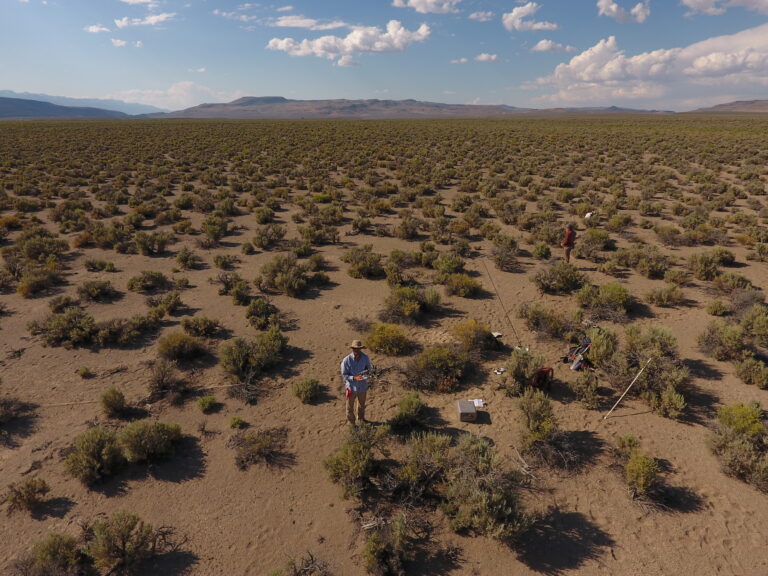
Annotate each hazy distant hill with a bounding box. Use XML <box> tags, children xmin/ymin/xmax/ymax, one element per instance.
<box><xmin>151</xmin><ymin>96</ymin><xmax>532</xmax><ymax>119</ymax></box>
<box><xmin>0</xmin><ymin>90</ymin><xmax>166</xmax><ymax>115</ymax></box>
<box><xmin>0</xmin><ymin>97</ymin><xmax>128</xmax><ymax>119</ymax></box>
<box><xmin>691</xmin><ymin>100</ymin><xmax>768</xmax><ymax>113</ymax></box>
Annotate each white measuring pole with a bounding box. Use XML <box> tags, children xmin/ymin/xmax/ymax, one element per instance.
<box><xmin>603</xmin><ymin>358</ymin><xmax>653</xmax><ymax>420</ymax></box>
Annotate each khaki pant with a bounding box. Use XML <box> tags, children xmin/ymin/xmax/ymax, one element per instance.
<box><xmin>346</xmin><ymin>390</ymin><xmax>367</xmax><ymax>424</ymax></box>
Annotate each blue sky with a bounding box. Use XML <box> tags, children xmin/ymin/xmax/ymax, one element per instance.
<box><xmin>2</xmin><ymin>0</ymin><xmax>768</xmax><ymax>111</ymax></box>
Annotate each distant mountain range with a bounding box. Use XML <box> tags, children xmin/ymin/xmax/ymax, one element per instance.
<box><xmin>691</xmin><ymin>100</ymin><xmax>768</xmax><ymax>113</ymax></box>
<box><xmin>0</xmin><ymin>90</ymin><xmax>167</xmax><ymax>115</ymax></box>
<box><xmin>0</xmin><ymin>97</ymin><xmax>128</xmax><ymax>119</ymax></box>
<box><xmin>1</xmin><ymin>94</ymin><xmax>766</xmax><ymax>120</ymax></box>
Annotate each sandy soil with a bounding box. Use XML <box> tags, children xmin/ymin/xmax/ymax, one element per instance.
<box><xmin>1</xmin><ymin>119</ymin><xmax>768</xmax><ymax>576</ymax></box>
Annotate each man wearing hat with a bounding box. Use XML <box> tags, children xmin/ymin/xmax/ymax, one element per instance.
<box><xmin>341</xmin><ymin>340</ymin><xmax>373</xmax><ymax>425</ymax></box>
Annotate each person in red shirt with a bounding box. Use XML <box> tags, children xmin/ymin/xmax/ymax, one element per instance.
<box><xmin>561</xmin><ymin>223</ymin><xmax>577</xmax><ymax>263</ymax></box>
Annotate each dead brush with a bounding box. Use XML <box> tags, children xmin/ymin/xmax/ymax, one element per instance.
<box><xmin>227</xmin><ymin>427</ymin><xmax>290</xmax><ymax>470</ymax></box>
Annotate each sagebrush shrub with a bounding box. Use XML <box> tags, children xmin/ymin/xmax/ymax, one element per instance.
<box><xmin>118</xmin><ymin>420</ymin><xmax>182</xmax><ymax>463</ymax></box>
<box><xmin>451</xmin><ymin>319</ymin><xmax>494</xmax><ymax>351</ymax></box>
<box><xmin>586</xmin><ymin>327</ymin><xmax>618</xmax><ymax>368</ymax></box>
<box><xmin>407</xmin><ymin>345</ymin><xmax>470</xmax><ymax>393</ymax></box>
<box><xmin>697</xmin><ymin>320</ymin><xmax>745</xmax><ymax>361</ymax></box>
<box><xmin>442</xmin><ymin>434</ymin><xmax>530</xmax><ymax>543</ymax></box>
<box><xmin>89</xmin><ymin>511</ymin><xmax>161</xmax><ymax>573</ymax></box>
<box><xmin>101</xmin><ymin>387</ymin><xmax>126</xmax><ymax>418</ymax></box>
<box><xmin>127</xmin><ymin>271</ymin><xmax>170</xmax><ymax>293</ymax></box>
<box><xmin>518</xmin><ymin>388</ymin><xmax>558</xmax><ymax>449</ymax></box>
<box><xmin>443</xmin><ymin>273</ymin><xmax>482</xmax><ymax>297</ymax></box>
<box><xmin>366</xmin><ymin>323</ymin><xmax>411</xmax><ymax>355</ymax></box>
<box><xmin>77</xmin><ymin>280</ymin><xmax>120</xmax><ymax>302</ymax></box>
<box><xmin>625</xmin><ymin>449</ymin><xmax>660</xmax><ymax>497</ymax></box>
<box><xmin>180</xmin><ymin>316</ymin><xmax>221</xmax><ymax>337</ymax></box>
<box><xmin>157</xmin><ymin>332</ymin><xmax>205</xmax><ymax>361</ymax></box>
<box><xmin>342</xmin><ymin>244</ymin><xmax>384</xmax><ymax>279</ymax></box>
<box><xmin>491</xmin><ymin>234</ymin><xmax>519</xmax><ymax>271</ymax></box>
<box><xmin>517</xmin><ymin>302</ymin><xmax>574</xmax><ymax>340</ymax></box>
<box><xmin>735</xmin><ymin>356</ymin><xmax>768</xmax><ymax>389</ymax></box>
<box><xmin>65</xmin><ymin>427</ymin><xmax>125</xmax><ymax>485</ymax></box>
<box><xmin>576</xmin><ymin>283</ymin><xmax>631</xmax><ymax>321</ymax></box>
<box><xmin>502</xmin><ymin>347</ymin><xmax>544</xmax><ymax>396</ymax></box>
<box><xmin>532</xmin><ymin>261</ymin><xmax>586</xmax><ymax>294</ymax></box>
<box><xmin>569</xmin><ymin>371</ymin><xmax>600</xmax><ymax>409</ymax></box>
<box><xmin>246</xmin><ymin>297</ymin><xmax>279</xmax><ymax>330</ymax></box>
<box><xmin>197</xmin><ymin>395</ymin><xmax>217</xmax><ymax>413</ymax></box>
<box><xmin>12</xmin><ymin>533</ymin><xmax>89</xmax><ymax>576</ymax></box>
<box><xmin>646</xmin><ymin>284</ymin><xmax>685</xmax><ymax>307</ymax></box>
<box><xmin>389</xmin><ymin>392</ymin><xmax>427</xmax><ymax>430</ymax></box>
<box><xmin>324</xmin><ymin>424</ymin><xmax>391</xmax><ymax>498</ymax></box>
<box><xmin>4</xmin><ymin>477</ymin><xmax>50</xmax><ymax>515</ymax></box>
<box><xmin>29</xmin><ymin>307</ymin><xmax>96</xmax><ymax>347</ymax></box>
<box><xmin>292</xmin><ymin>377</ymin><xmax>322</xmax><ymax>404</ymax></box>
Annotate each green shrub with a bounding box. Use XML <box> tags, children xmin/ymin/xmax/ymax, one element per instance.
<box><xmin>576</xmin><ymin>283</ymin><xmax>631</xmax><ymax>320</ymax></box>
<box><xmin>94</xmin><ymin>314</ymin><xmax>158</xmax><ymax>348</ymax></box>
<box><xmin>613</xmin><ymin>245</ymin><xmax>670</xmax><ymax>278</ymax></box>
<box><xmin>741</xmin><ymin>304</ymin><xmax>768</xmax><ymax>347</ymax></box>
<box><xmin>201</xmin><ymin>214</ymin><xmax>229</xmax><ymax>244</ymax></box>
<box><xmin>735</xmin><ymin>356</ymin><xmax>768</xmax><ymax>389</ymax></box>
<box><xmin>366</xmin><ymin>323</ymin><xmax>411</xmax><ymax>355</ymax></box>
<box><xmin>380</xmin><ymin>286</ymin><xmax>439</xmax><ymax>324</ymax></box>
<box><xmin>657</xmin><ymin>384</ymin><xmax>687</xmax><ymax>419</ymax></box>
<box><xmin>84</xmin><ymin>258</ymin><xmax>116</xmax><ymax>272</ymax></box>
<box><xmin>625</xmin><ymin>449</ymin><xmax>660</xmax><ymax>498</ymax></box>
<box><xmin>586</xmin><ymin>327</ymin><xmax>618</xmax><ymax>368</ymax></box>
<box><xmin>229</xmin><ymin>416</ymin><xmax>247</xmax><ymax>429</ymax></box>
<box><xmin>175</xmin><ymin>246</ymin><xmax>202</xmax><ymax>270</ymax></box>
<box><xmin>157</xmin><ymin>332</ymin><xmax>206</xmax><ymax>361</ymax></box>
<box><xmin>697</xmin><ymin>320</ymin><xmax>746</xmax><ymax>361</ymax></box>
<box><xmin>101</xmin><ymin>387</ymin><xmax>126</xmax><ymax>418</ymax></box>
<box><xmin>517</xmin><ymin>302</ymin><xmax>574</xmax><ymax>340</ymax></box>
<box><xmin>49</xmin><ymin>295</ymin><xmax>79</xmax><ymax>313</ymax></box>
<box><xmin>443</xmin><ymin>273</ymin><xmax>482</xmax><ymax>297</ymax></box>
<box><xmin>323</xmin><ymin>423</ymin><xmax>390</xmax><ymax>499</ymax></box>
<box><xmin>574</xmin><ymin>228</ymin><xmax>615</xmax><ymax>261</ymax></box>
<box><xmin>180</xmin><ymin>316</ymin><xmax>221</xmax><ymax>337</ymax></box>
<box><xmin>256</xmin><ymin>254</ymin><xmax>311</xmax><ymax>297</ymax></box>
<box><xmin>442</xmin><ymin>434</ymin><xmax>529</xmax><ymax>543</ymax></box>
<box><xmin>616</xmin><ymin>434</ymin><xmax>639</xmax><ymax>457</ymax></box>
<box><xmin>389</xmin><ymin>392</ymin><xmax>427</xmax><ymax>430</ymax></box>
<box><xmin>710</xmin><ymin>402</ymin><xmax>768</xmax><ymax>491</ymax></box>
<box><xmin>197</xmin><ymin>395</ymin><xmax>217</xmax><ymax>413</ymax></box>
<box><xmin>17</xmin><ymin>268</ymin><xmax>64</xmax><ymax>298</ymax></box>
<box><xmin>518</xmin><ymin>388</ymin><xmax>558</xmax><ymax>449</ymax></box>
<box><xmin>228</xmin><ymin>427</ymin><xmax>289</xmax><ymax>470</ymax></box>
<box><xmin>491</xmin><ymin>234</ymin><xmax>519</xmax><ymax>271</ymax></box>
<box><xmin>341</xmin><ymin>244</ymin><xmax>384</xmax><ymax>279</ymax></box>
<box><xmin>363</xmin><ymin>514</ymin><xmax>409</xmax><ymax>576</ymax></box>
<box><xmin>532</xmin><ymin>261</ymin><xmax>586</xmax><ymax>294</ymax></box>
<box><xmin>127</xmin><ymin>271</ymin><xmax>170</xmax><ymax>293</ymax></box>
<box><xmin>569</xmin><ymin>371</ymin><xmax>600</xmax><ymax>409</ymax></box>
<box><xmin>29</xmin><ymin>307</ymin><xmax>96</xmax><ymax>347</ymax></box>
<box><xmin>408</xmin><ymin>345</ymin><xmax>470</xmax><ymax>393</ymax></box>
<box><xmin>76</xmin><ymin>366</ymin><xmax>94</xmax><ymax>378</ymax></box>
<box><xmin>663</xmin><ymin>269</ymin><xmax>690</xmax><ymax>286</ymax></box>
<box><xmin>147</xmin><ymin>359</ymin><xmax>187</xmax><ymax>402</ymax></box>
<box><xmin>292</xmin><ymin>377</ymin><xmax>322</xmax><ymax>404</ymax></box>
<box><xmin>213</xmin><ymin>254</ymin><xmax>239</xmax><ymax>270</ymax></box>
<box><xmin>687</xmin><ymin>251</ymin><xmax>720</xmax><ymax>281</ymax></box>
<box><xmin>253</xmin><ymin>223</ymin><xmax>286</xmax><ymax>250</ymax></box>
<box><xmin>12</xmin><ymin>533</ymin><xmax>90</xmax><ymax>576</ymax></box>
<box><xmin>713</xmin><ymin>272</ymin><xmax>753</xmax><ymax>294</ymax></box>
<box><xmin>646</xmin><ymin>284</ymin><xmax>685</xmax><ymax>307</ymax></box>
<box><xmin>4</xmin><ymin>477</ymin><xmax>50</xmax><ymax>515</ymax></box>
<box><xmin>134</xmin><ymin>231</ymin><xmax>174</xmax><ymax>256</ymax></box>
<box><xmin>118</xmin><ymin>420</ymin><xmax>182</xmax><ymax>463</ymax></box>
<box><xmin>219</xmin><ymin>325</ymin><xmax>288</xmax><ymax>381</ymax></box>
<box><xmin>65</xmin><ymin>427</ymin><xmax>125</xmax><ymax>485</ymax></box>
<box><xmin>532</xmin><ymin>242</ymin><xmax>551</xmax><ymax>260</ymax></box>
<box><xmin>246</xmin><ymin>296</ymin><xmax>279</xmax><ymax>330</ymax></box>
<box><xmin>88</xmin><ymin>511</ymin><xmax>162</xmax><ymax>574</ymax></box>
<box><xmin>706</xmin><ymin>299</ymin><xmax>730</xmax><ymax>316</ymax></box>
<box><xmin>451</xmin><ymin>319</ymin><xmax>495</xmax><ymax>351</ymax></box>
<box><xmin>502</xmin><ymin>348</ymin><xmax>544</xmax><ymax>396</ymax></box>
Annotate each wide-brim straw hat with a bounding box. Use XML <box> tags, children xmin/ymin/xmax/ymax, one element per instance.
<box><xmin>349</xmin><ymin>340</ymin><xmax>366</xmax><ymax>349</ymax></box>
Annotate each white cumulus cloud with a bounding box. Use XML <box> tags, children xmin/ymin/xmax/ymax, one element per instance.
<box><xmin>277</xmin><ymin>5</ymin><xmax>294</xmax><ymax>12</ymax></box>
<box><xmin>109</xmin><ymin>81</ymin><xmax>244</xmax><ymax>111</ymax></box>
<box><xmin>270</xmin><ymin>15</ymin><xmax>348</xmax><ymax>30</ymax></box>
<box><xmin>597</xmin><ymin>0</ymin><xmax>650</xmax><ymax>23</ymax></box>
<box><xmin>469</xmin><ymin>11</ymin><xmax>494</xmax><ymax>21</ymax></box>
<box><xmin>681</xmin><ymin>0</ymin><xmax>768</xmax><ymax>15</ymax></box>
<box><xmin>188</xmin><ymin>67</ymin><xmax>206</xmax><ymax>73</ymax></box>
<box><xmin>84</xmin><ymin>24</ymin><xmax>110</xmax><ymax>33</ymax></box>
<box><xmin>392</xmin><ymin>0</ymin><xmax>461</xmax><ymax>14</ymax></box>
<box><xmin>451</xmin><ymin>57</ymin><xmax>469</xmax><ymax>63</ymax></box>
<box><xmin>530</xmin><ymin>22</ymin><xmax>768</xmax><ymax>108</ymax></box>
<box><xmin>267</xmin><ymin>20</ymin><xmax>431</xmax><ymax>66</ymax></box>
<box><xmin>111</xmin><ymin>38</ymin><xmax>128</xmax><ymax>47</ymax></box>
<box><xmin>502</xmin><ymin>2</ymin><xmax>558</xmax><ymax>31</ymax></box>
<box><xmin>213</xmin><ymin>9</ymin><xmax>258</xmax><ymax>23</ymax></box>
<box><xmin>531</xmin><ymin>39</ymin><xmax>576</xmax><ymax>52</ymax></box>
<box><xmin>115</xmin><ymin>12</ymin><xmax>175</xmax><ymax>28</ymax></box>
<box><xmin>475</xmin><ymin>53</ymin><xmax>497</xmax><ymax>61</ymax></box>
